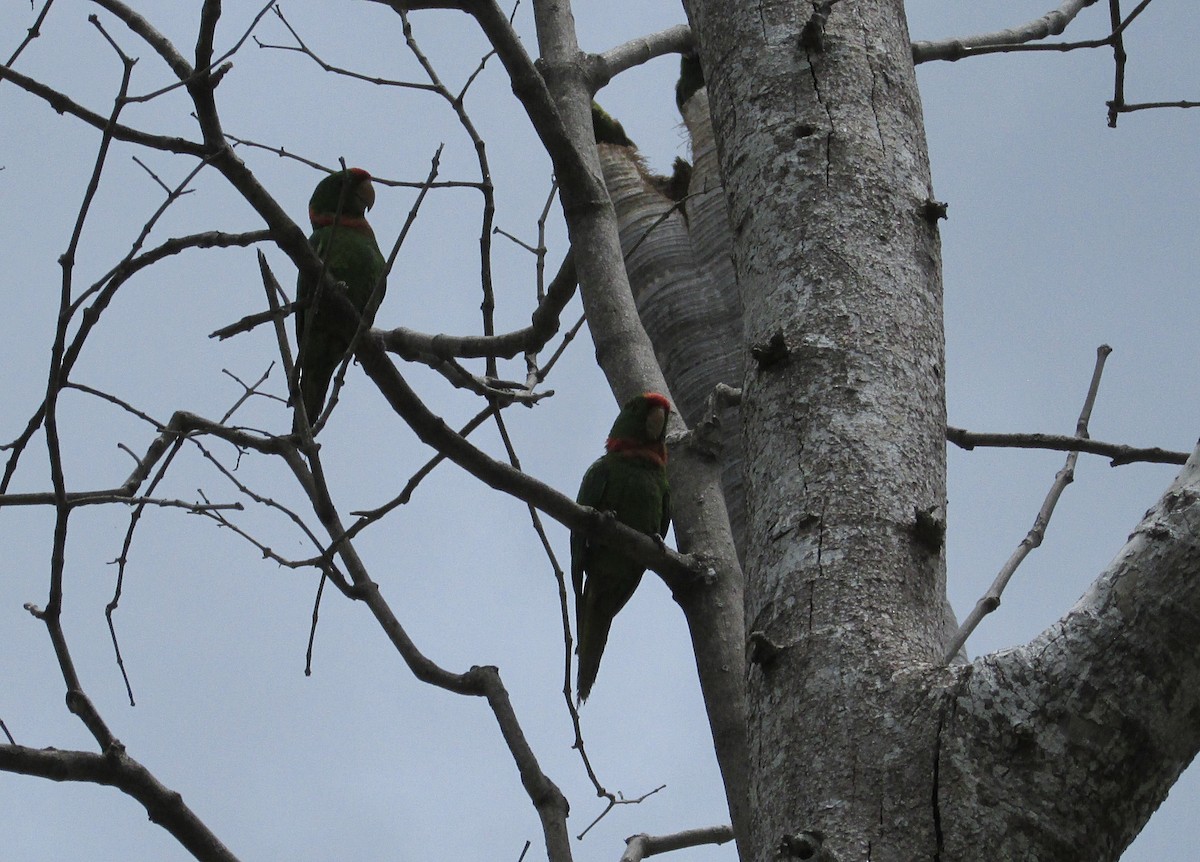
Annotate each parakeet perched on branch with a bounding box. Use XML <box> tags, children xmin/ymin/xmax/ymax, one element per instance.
<box><xmin>295</xmin><ymin>167</ymin><xmax>387</xmax><ymax>425</ymax></box>
<box><xmin>572</xmin><ymin>392</ymin><xmax>672</xmax><ymax>702</ymax></box>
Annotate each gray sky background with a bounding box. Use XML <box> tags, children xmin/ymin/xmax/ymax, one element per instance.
<box><xmin>2</xmin><ymin>2</ymin><xmax>1197</xmax><ymax>860</ymax></box>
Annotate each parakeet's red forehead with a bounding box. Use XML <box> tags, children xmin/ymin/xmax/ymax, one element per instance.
<box><xmin>643</xmin><ymin>392</ymin><xmax>671</xmax><ymax>413</ymax></box>
<box><xmin>348</xmin><ymin>167</ymin><xmax>371</xmax><ymax>180</ymax></box>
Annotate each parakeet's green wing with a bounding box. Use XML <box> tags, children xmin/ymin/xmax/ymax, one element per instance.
<box><xmin>314</xmin><ymin>228</ymin><xmax>387</xmax><ymax>314</ymax></box>
<box><xmin>573</xmin><ymin>453</ymin><xmax>670</xmax><ymax>702</ymax></box>
<box><xmin>659</xmin><ymin>486</ymin><xmax>671</xmax><ymax>539</ymax></box>
<box><xmin>295</xmin><ymin>226</ymin><xmax>386</xmax><ymax>423</ymax></box>
<box><xmin>571</xmin><ymin>457</ymin><xmax>610</xmax><ymax>612</ymax></box>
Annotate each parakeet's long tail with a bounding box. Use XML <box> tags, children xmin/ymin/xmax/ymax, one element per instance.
<box><xmin>299</xmin><ymin>360</ymin><xmax>336</xmax><ymax>426</ymax></box>
<box><xmin>575</xmin><ymin>613</ymin><xmax>614</xmax><ymax>704</ymax></box>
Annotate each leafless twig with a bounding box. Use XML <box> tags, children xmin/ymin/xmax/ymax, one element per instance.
<box><xmin>576</xmin><ymin>783</ymin><xmax>667</xmax><ymax>840</ymax></box>
<box><xmin>944</xmin><ymin>345</ymin><xmax>1113</xmax><ymax>661</ymax></box>
<box><xmin>5</xmin><ymin>0</ymin><xmax>56</xmax><ymax>66</ymax></box>
<box><xmin>946</xmin><ymin>426</ymin><xmax>1188</xmax><ymax>466</ymax></box>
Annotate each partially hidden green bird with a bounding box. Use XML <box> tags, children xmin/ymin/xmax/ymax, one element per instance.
<box><xmin>572</xmin><ymin>392</ymin><xmax>672</xmax><ymax>703</ymax></box>
<box><xmin>295</xmin><ymin>167</ymin><xmax>387</xmax><ymax>426</ymax></box>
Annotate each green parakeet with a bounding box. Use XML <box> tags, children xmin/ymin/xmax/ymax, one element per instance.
<box><xmin>572</xmin><ymin>392</ymin><xmax>672</xmax><ymax>702</ymax></box>
<box><xmin>295</xmin><ymin>167</ymin><xmax>387</xmax><ymax>425</ymax></box>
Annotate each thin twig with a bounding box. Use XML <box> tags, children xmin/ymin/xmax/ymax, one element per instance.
<box><xmin>576</xmin><ymin>784</ymin><xmax>667</xmax><ymax>840</ymax></box>
<box><xmin>105</xmin><ymin>434</ymin><xmax>187</xmax><ymax>707</ymax></box>
<box><xmin>260</xmin><ymin>6</ymin><xmax>438</xmax><ymax>92</ymax></box>
<box><xmin>304</xmin><ymin>572</ymin><xmax>328</xmax><ymax>676</ymax></box>
<box><xmin>5</xmin><ymin>0</ymin><xmax>56</xmax><ymax>67</ymax></box>
<box><xmin>125</xmin><ymin>0</ymin><xmax>277</xmax><ymax>103</ymax></box>
<box><xmin>946</xmin><ymin>426</ymin><xmax>1188</xmax><ymax>466</ymax></box>
<box><xmin>488</xmin><ymin>406</ymin><xmax>611</xmax><ymax>803</ymax></box>
<box><xmin>346</xmin><ymin>407</ymin><xmax>492</xmax><ymax>531</ymax></box>
<box><xmin>38</xmin><ymin>30</ymin><xmax>137</xmax><ymax>750</ymax></box>
<box><xmin>943</xmin><ymin>345</ymin><xmax>1113</xmax><ymax>662</ymax></box>
<box><xmin>219</xmin><ymin>364</ymin><xmax>276</xmax><ymax>424</ymax></box>
<box><xmin>321</xmin><ymin>146</ymin><xmax>444</xmax><ymax>427</ymax></box>
<box><xmin>397</xmin><ymin>8</ymin><xmax>500</xmax><ymax>377</ymax></box>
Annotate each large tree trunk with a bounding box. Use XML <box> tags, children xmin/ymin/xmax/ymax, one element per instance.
<box><xmin>685</xmin><ymin>0</ymin><xmax>948</xmax><ymax>855</ymax></box>
<box><xmin>676</xmin><ymin>0</ymin><xmax>1200</xmax><ymax>859</ymax></box>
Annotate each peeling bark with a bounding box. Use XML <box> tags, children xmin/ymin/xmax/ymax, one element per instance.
<box><xmin>596</xmin><ymin>87</ymin><xmax>747</xmax><ymax>559</ymax></box>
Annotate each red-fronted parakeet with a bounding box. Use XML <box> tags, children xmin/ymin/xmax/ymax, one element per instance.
<box><xmin>572</xmin><ymin>392</ymin><xmax>672</xmax><ymax>702</ymax></box>
<box><xmin>295</xmin><ymin>167</ymin><xmax>387</xmax><ymax>425</ymax></box>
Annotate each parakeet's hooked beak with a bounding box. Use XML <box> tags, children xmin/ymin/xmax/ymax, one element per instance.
<box><xmin>356</xmin><ymin>178</ymin><xmax>376</xmax><ymax>212</ymax></box>
<box><xmin>645</xmin><ymin>404</ymin><xmax>667</xmax><ymax>441</ymax></box>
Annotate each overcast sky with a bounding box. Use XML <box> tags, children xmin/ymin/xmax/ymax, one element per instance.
<box><xmin>2</xmin><ymin>2</ymin><xmax>1197</xmax><ymax>860</ymax></box>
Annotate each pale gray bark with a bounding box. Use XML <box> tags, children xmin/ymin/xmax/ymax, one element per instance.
<box><xmin>674</xmin><ymin>0</ymin><xmax>1200</xmax><ymax>858</ymax></box>
<box><xmin>939</xmin><ymin>442</ymin><xmax>1200</xmax><ymax>859</ymax></box>
<box><xmin>683</xmin><ymin>1</ymin><xmax>949</xmax><ymax>855</ymax></box>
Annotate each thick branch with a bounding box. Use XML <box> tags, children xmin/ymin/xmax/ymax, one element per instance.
<box><xmin>0</xmin><ymin>744</ymin><xmax>240</xmax><ymax>862</ymax></box>
<box><xmin>621</xmin><ymin>826</ymin><xmax>736</xmax><ymax>862</ymax></box>
<box><xmin>587</xmin><ymin>24</ymin><xmax>694</xmax><ymax>93</ymax></box>
<box><xmin>941</xmin><ymin>440</ymin><xmax>1200</xmax><ymax>858</ymax></box>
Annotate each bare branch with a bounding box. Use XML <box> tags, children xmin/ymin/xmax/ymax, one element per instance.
<box><xmin>354</xmin><ymin>332</ymin><xmax>698</xmax><ymax>587</ymax></box>
<box><xmin>260</xmin><ymin>6</ymin><xmax>439</xmax><ymax>92</ymax></box>
<box><xmin>379</xmin><ymin>251</ymin><xmax>578</xmax><ymax>360</ymax></box>
<box><xmin>487</xmin><ymin>405</ymin><xmax>616</xmax><ymax>806</ymax></box>
<box><xmin>395</xmin><ymin>9</ymin><xmax>501</xmax><ymax>376</ymax></box>
<box><xmin>0</xmin><ymin>744</ymin><xmax>242</xmax><ymax>862</ymax></box>
<box><xmin>1109</xmin><ymin>98</ymin><xmax>1200</xmax><ymax>117</ymax></box>
<box><xmin>576</xmin><ymin>783</ymin><xmax>666</xmax><ymax>840</ymax></box>
<box><xmin>0</xmin><ymin>62</ymin><xmax>206</xmax><ymax>155</ymax></box>
<box><xmin>913</xmin><ymin>0</ymin><xmax>1099</xmax><ymax>64</ymax></box>
<box><xmin>944</xmin><ymin>346</ymin><xmax>1112</xmax><ymax>661</ymax></box>
<box><xmin>587</xmin><ymin>24</ymin><xmax>693</xmax><ymax>93</ymax></box>
<box><xmin>946</xmin><ymin>427</ymin><xmax>1188</xmax><ymax>466</ymax></box>
<box><xmin>620</xmin><ymin>826</ymin><xmax>736</xmax><ymax>862</ymax></box>
<box><xmin>0</xmin><ymin>490</ymin><xmax>240</xmax><ymax>512</ymax></box>
<box><xmin>266</xmin><ymin>421</ymin><xmax>575</xmax><ymax>860</ymax></box>
<box><xmin>38</xmin><ymin>35</ymin><xmax>139</xmax><ymax>752</ymax></box>
<box><xmin>125</xmin><ymin>0</ymin><xmax>277</xmax><ymax>103</ymax></box>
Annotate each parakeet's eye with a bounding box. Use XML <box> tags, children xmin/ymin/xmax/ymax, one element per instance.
<box><xmin>645</xmin><ymin>405</ymin><xmax>667</xmax><ymax>440</ymax></box>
